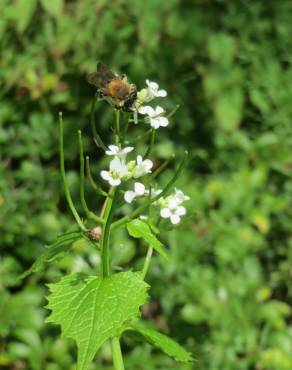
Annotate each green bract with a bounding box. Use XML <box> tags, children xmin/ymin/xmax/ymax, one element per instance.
<box><xmin>19</xmin><ymin>231</ymin><xmax>83</xmax><ymax>279</ymax></box>
<box><xmin>126</xmin><ymin>219</ymin><xmax>170</xmax><ymax>261</ymax></box>
<box><xmin>127</xmin><ymin>324</ymin><xmax>192</xmax><ymax>363</ymax></box>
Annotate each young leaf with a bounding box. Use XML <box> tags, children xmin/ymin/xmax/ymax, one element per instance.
<box><xmin>128</xmin><ymin>324</ymin><xmax>193</xmax><ymax>363</ymax></box>
<box><xmin>46</xmin><ymin>271</ymin><xmax>149</xmax><ymax>370</ymax></box>
<box><xmin>15</xmin><ymin>0</ymin><xmax>37</xmax><ymax>33</ymax></box>
<box><xmin>40</xmin><ymin>0</ymin><xmax>63</xmax><ymax>18</ymax></box>
<box><xmin>19</xmin><ymin>231</ymin><xmax>81</xmax><ymax>279</ymax></box>
<box><xmin>126</xmin><ymin>219</ymin><xmax>170</xmax><ymax>260</ymax></box>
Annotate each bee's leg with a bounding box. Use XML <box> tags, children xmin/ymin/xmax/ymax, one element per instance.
<box><xmin>97</xmin><ymin>90</ymin><xmax>105</xmax><ymax>99</ymax></box>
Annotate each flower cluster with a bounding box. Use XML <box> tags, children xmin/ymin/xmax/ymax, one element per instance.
<box><xmin>99</xmin><ymin>78</ymin><xmax>189</xmax><ymax>225</ymax></box>
<box><xmin>124</xmin><ymin>182</ymin><xmax>189</xmax><ymax>225</ymax></box>
<box><xmin>136</xmin><ymin>80</ymin><xmax>169</xmax><ymax>130</ymax></box>
<box><xmin>159</xmin><ymin>189</ymin><xmax>190</xmax><ymax>225</ymax></box>
<box><xmin>101</xmin><ymin>145</ymin><xmax>153</xmax><ymax>187</ymax></box>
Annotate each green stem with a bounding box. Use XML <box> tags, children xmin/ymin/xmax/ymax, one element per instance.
<box><xmin>131</xmin><ymin>128</ymin><xmax>152</xmax><ymax>144</ymax></box>
<box><xmin>85</xmin><ymin>156</ymin><xmax>109</xmax><ymax>197</ymax></box>
<box><xmin>167</xmin><ymin>104</ymin><xmax>180</xmax><ymax>119</ymax></box>
<box><xmin>59</xmin><ymin>113</ymin><xmax>86</xmax><ymax>231</ymax></box>
<box><xmin>90</xmin><ymin>94</ymin><xmax>107</xmax><ymax>150</ymax></box>
<box><xmin>99</xmin><ymin>187</ymin><xmax>125</xmax><ymax>370</ymax></box>
<box><xmin>144</xmin><ymin>129</ymin><xmax>155</xmax><ymax>158</ymax></box>
<box><xmin>111</xmin><ymin>151</ymin><xmax>188</xmax><ymax>230</ymax></box>
<box><xmin>111</xmin><ymin>337</ymin><xmax>125</xmax><ymax>370</ymax></box>
<box><xmin>142</xmin><ymin>246</ymin><xmax>153</xmax><ymax>280</ymax></box>
<box><xmin>145</xmin><ymin>156</ymin><xmax>174</xmax><ymax>185</ymax></box>
<box><xmin>78</xmin><ymin>131</ymin><xmax>103</xmax><ymax>224</ymax></box>
<box><xmin>100</xmin><ymin>187</ymin><xmax>116</xmax><ymax>277</ymax></box>
<box><xmin>142</xmin><ymin>190</ymin><xmax>154</xmax><ymax>280</ymax></box>
<box><xmin>123</xmin><ymin>116</ymin><xmax>130</xmax><ymax>139</ymax></box>
<box><xmin>114</xmin><ymin>109</ymin><xmax>120</xmax><ymax>145</ymax></box>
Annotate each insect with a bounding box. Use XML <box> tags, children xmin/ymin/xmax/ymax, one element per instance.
<box><xmin>87</xmin><ymin>62</ymin><xmax>137</xmax><ymax>111</ymax></box>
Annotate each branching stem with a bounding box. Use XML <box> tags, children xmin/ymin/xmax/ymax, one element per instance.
<box><xmin>90</xmin><ymin>94</ymin><xmax>107</xmax><ymax>150</ymax></box>
<box><xmin>142</xmin><ymin>246</ymin><xmax>153</xmax><ymax>280</ymax></box>
<box><xmin>85</xmin><ymin>156</ymin><xmax>109</xmax><ymax>198</ymax></box>
<box><xmin>111</xmin><ymin>337</ymin><xmax>125</xmax><ymax>370</ymax></box>
<box><xmin>144</xmin><ymin>129</ymin><xmax>155</xmax><ymax>158</ymax></box>
<box><xmin>59</xmin><ymin>113</ymin><xmax>86</xmax><ymax>231</ymax></box>
<box><xmin>114</xmin><ymin>109</ymin><xmax>120</xmax><ymax>145</ymax></box>
<box><xmin>100</xmin><ymin>187</ymin><xmax>116</xmax><ymax>277</ymax></box>
<box><xmin>78</xmin><ymin>131</ymin><xmax>103</xmax><ymax>224</ymax></box>
<box><xmin>145</xmin><ymin>156</ymin><xmax>174</xmax><ymax>184</ymax></box>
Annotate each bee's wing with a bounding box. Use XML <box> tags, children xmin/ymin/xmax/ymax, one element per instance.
<box><xmin>87</xmin><ymin>72</ymin><xmax>100</xmax><ymax>86</ymax></box>
<box><xmin>96</xmin><ymin>62</ymin><xmax>117</xmax><ymax>85</ymax></box>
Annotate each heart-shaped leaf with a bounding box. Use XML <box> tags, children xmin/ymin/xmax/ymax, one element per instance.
<box><xmin>46</xmin><ymin>271</ymin><xmax>149</xmax><ymax>370</ymax></box>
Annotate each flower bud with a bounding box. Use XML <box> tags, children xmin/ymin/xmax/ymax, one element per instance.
<box><xmin>88</xmin><ymin>226</ymin><xmax>102</xmax><ymax>241</ymax></box>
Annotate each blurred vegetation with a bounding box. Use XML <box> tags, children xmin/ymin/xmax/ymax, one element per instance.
<box><xmin>1</xmin><ymin>0</ymin><xmax>292</xmax><ymax>369</ymax></box>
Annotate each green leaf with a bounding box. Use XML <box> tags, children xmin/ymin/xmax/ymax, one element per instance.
<box><xmin>40</xmin><ymin>0</ymin><xmax>63</xmax><ymax>18</ymax></box>
<box><xmin>14</xmin><ymin>0</ymin><xmax>37</xmax><ymax>32</ymax></box>
<box><xmin>46</xmin><ymin>272</ymin><xmax>149</xmax><ymax>370</ymax></box>
<box><xmin>126</xmin><ymin>219</ymin><xmax>170</xmax><ymax>260</ymax></box>
<box><xmin>128</xmin><ymin>324</ymin><xmax>193</xmax><ymax>363</ymax></box>
<box><xmin>214</xmin><ymin>88</ymin><xmax>243</xmax><ymax>131</ymax></box>
<box><xmin>19</xmin><ymin>231</ymin><xmax>81</xmax><ymax>279</ymax></box>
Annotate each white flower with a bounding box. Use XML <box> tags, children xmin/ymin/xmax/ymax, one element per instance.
<box><xmin>160</xmin><ymin>205</ymin><xmax>186</xmax><ymax>225</ymax></box>
<box><xmin>100</xmin><ymin>157</ymin><xmax>128</xmax><ymax>186</ymax></box>
<box><xmin>159</xmin><ymin>189</ymin><xmax>189</xmax><ymax>225</ymax></box>
<box><xmin>146</xmin><ymin>80</ymin><xmax>167</xmax><ymax>99</ymax></box>
<box><xmin>132</xmin><ymin>155</ymin><xmax>153</xmax><ymax>178</ymax></box>
<box><xmin>105</xmin><ymin>145</ymin><xmax>133</xmax><ymax>159</ymax></box>
<box><xmin>124</xmin><ymin>182</ymin><xmax>146</xmax><ymax>203</ymax></box>
<box><xmin>138</xmin><ymin>105</ymin><xmax>169</xmax><ymax>129</ymax></box>
<box><xmin>145</xmin><ymin>188</ymin><xmax>162</xmax><ymax>199</ymax></box>
<box><xmin>172</xmin><ymin>189</ymin><xmax>190</xmax><ymax>206</ymax></box>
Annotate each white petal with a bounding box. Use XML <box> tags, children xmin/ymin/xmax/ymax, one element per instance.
<box><xmin>106</xmin><ymin>145</ymin><xmax>118</xmax><ymax>155</ymax></box>
<box><xmin>174</xmin><ymin>189</ymin><xmax>190</xmax><ymax>203</ymax></box>
<box><xmin>151</xmin><ymin>189</ymin><xmax>162</xmax><ymax>197</ymax></box>
<box><xmin>168</xmin><ymin>197</ymin><xmax>179</xmax><ymax>209</ymax></box>
<box><xmin>160</xmin><ymin>208</ymin><xmax>171</xmax><ymax>218</ymax></box>
<box><xmin>155</xmin><ymin>106</ymin><xmax>164</xmax><ymax>115</ymax></box>
<box><xmin>157</xmin><ymin>117</ymin><xmax>168</xmax><ymax>127</ymax></box>
<box><xmin>109</xmin><ymin>178</ymin><xmax>121</xmax><ymax>186</ymax></box>
<box><xmin>124</xmin><ymin>191</ymin><xmax>136</xmax><ymax>203</ymax></box>
<box><xmin>110</xmin><ymin>157</ymin><xmax>123</xmax><ymax>172</ymax></box>
<box><xmin>139</xmin><ymin>106</ymin><xmax>154</xmax><ymax>116</ymax></box>
<box><xmin>150</xmin><ymin>118</ymin><xmax>160</xmax><ymax>129</ymax></box>
<box><xmin>123</xmin><ymin>146</ymin><xmax>134</xmax><ymax>154</ymax></box>
<box><xmin>119</xmin><ymin>163</ymin><xmax>128</xmax><ymax>177</ymax></box>
<box><xmin>101</xmin><ymin>171</ymin><xmax>110</xmax><ymax>181</ymax></box>
<box><xmin>146</xmin><ymin>80</ymin><xmax>158</xmax><ymax>90</ymax></box>
<box><xmin>176</xmin><ymin>206</ymin><xmax>186</xmax><ymax>216</ymax></box>
<box><xmin>136</xmin><ymin>155</ymin><xmax>143</xmax><ymax>165</ymax></box>
<box><xmin>143</xmin><ymin>159</ymin><xmax>153</xmax><ymax>171</ymax></box>
<box><xmin>109</xmin><ymin>145</ymin><xmax>118</xmax><ymax>152</ymax></box>
<box><xmin>157</xmin><ymin>89</ymin><xmax>167</xmax><ymax>97</ymax></box>
<box><xmin>170</xmin><ymin>214</ymin><xmax>181</xmax><ymax>224</ymax></box>
<box><xmin>134</xmin><ymin>182</ymin><xmax>145</xmax><ymax>195</ymax></box>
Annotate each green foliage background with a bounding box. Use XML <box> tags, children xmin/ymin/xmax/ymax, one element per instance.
<box><xmin>1</xmin><ymin>0</ymin><xmax>292</xmax><ymax>369</ymax></box>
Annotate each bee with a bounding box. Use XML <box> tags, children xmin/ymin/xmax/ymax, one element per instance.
<box><xmin>87</xmin><ymin>62</ymin><xmax>137</xmax><ymax>111</ymax></box>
